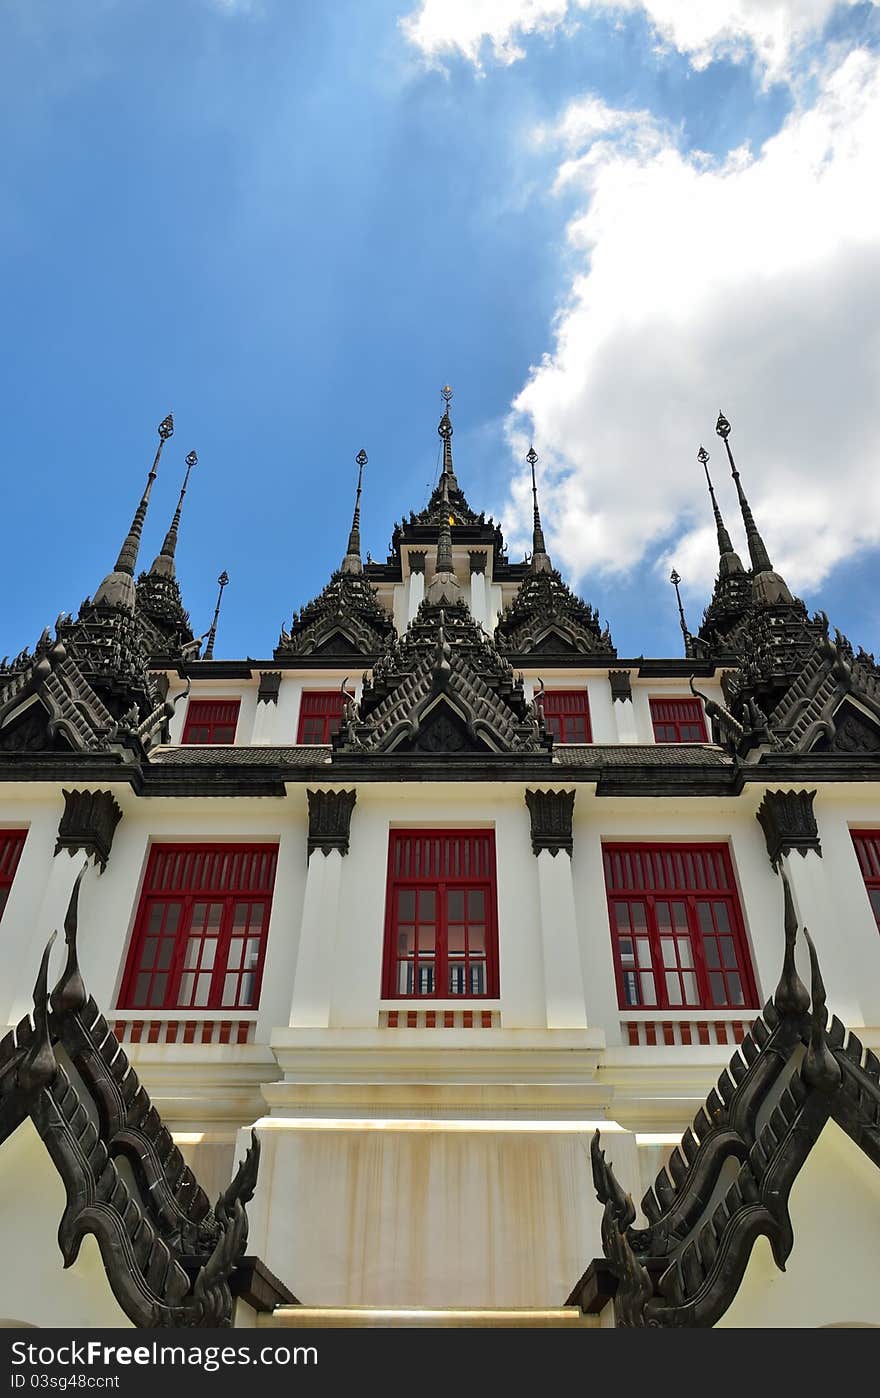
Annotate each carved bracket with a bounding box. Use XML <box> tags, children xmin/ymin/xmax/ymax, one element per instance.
<box><xmin>468</xmin><ymin>551</ymin><xmax>488</xmax><ymax>575</ymax></box>
<box><xmin>54</xmin><ymin>789</ymin><xmax>123</xmax><ymax>872</ymax></box>
<box><xmin>608</xmin><ymin>670</ymin><xmax>633</xmax><ymax>704</ymax></box>
<box><xmin>525</xmin><ymin>789</ymin><xmax>575</xmax><ymax>858</ymax></box>
<box><xmin>257</xmin><ymin>672</ymin><xmax>282</xmax><ymax>705</ymax></box>
<box><xmin>307</xmin><ymin>789</ymin><xmax>357</xmax><ymax>859</ymax></box>
<box><xmin>408</xmin><ymin>551</ymin><xmax>426</xmax><ymax>576</ymax></box>
<box><xmin>756</xmin><ymin>789</ymin><xmax>821</xmax><ymax>870</ymax></box>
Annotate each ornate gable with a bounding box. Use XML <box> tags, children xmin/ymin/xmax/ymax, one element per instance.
<box><xmin>332</xmin><ymin>601</ymin><xmax>553</xmax><ymax>758</ymax></box>
<box><xmin>495</xmin><ymin>570</ymin><xmax>615</xmax><ymax>658</ymax></box>
<box><xmin>276</xmin><ymin>570</ymin><xmax>396</xmax><ymax>659</ymax></box>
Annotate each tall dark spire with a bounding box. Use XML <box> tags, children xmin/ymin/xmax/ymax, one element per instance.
<box><xmin>527</xmin><ymin>445</ymin><xmax>552</xmax><ymax>574</ymax></box>
<box><xmin>149</xmin><ymin>450</ymin><xmax>197</xmax><ymax>579</ymax></box>
<box><xmin>715</xmin><ymin>412</ymin><xmax>774</xmax><ymax>574</ymax></box>
<box><xmin>94</xmin><ymin>413</ymin><xmax>173</xmax><ymax>610</ymax></box>
<box><xmin>425</xmin><ymin>510</ymin><xmax>462</xmax><ymax>605</ymax></box>
<box><xmin>202</xmin><ymin>570</ymin><xmax>229</xmax><ymax>660</ymax></box>
<box><xmin>698</xmin><ymin>444</ymin><xmax>744</xmax><ymax>578</ymax></box>
<box><xmin>716</xmin><ymin>411</ymin><xmax>793</xmax><ymax>604</ymax></box>
<box><xmin>438</xmin><ymin>385</ymin><xmax>458</xmax><ymax>493</ymax></box>
<box><xmin>669</xmin><ymin>568</ymin><xmax>691</xmax><ymax>652</ymax></box>
<box><xmin>342</xmin><ymin>449</ymin><xmax>367</xmax><ymax>575</ymax></box>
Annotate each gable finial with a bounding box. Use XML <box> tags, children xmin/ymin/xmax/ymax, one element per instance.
<box><xmin>669</xmin><ymin>568</ymin><xmax>691</xmax><ymax>652</ymax></box>
<box><xmin>202</xmin><ymin>569</ymin><xmax>229</xmax><ymax>660</ymax></box>
<box><xmin>715</xmin><ymin>411</ymin><xmax>775</xmax><ymax>575</ymax></box>
<box><xmin>527</xmin><ymin>444</ymin><xmax>552</xmax><ymax>574</ymax></box>
<box><xmin>698</xmin><ymin>444</ymin><xmax>744</xmax><ymax>578</ymax></box>
<box><xmin>342</xmin><ymin>449</ymin><xmax>368</xmax><ymax>575</ymax></box>
<box><xmin>93</xmin><ymin>412</ymin><xmax>174</xmax><ymax>609</ymax></box>
<box><xmin>149</xmin><ymin>448</ymin><xmax>197</xmax><ymax>579</ymax></box>
<box><xmin>438</xmin><ymin>385</ymin><xmax>458</xmax><ymax>496</ymax></box>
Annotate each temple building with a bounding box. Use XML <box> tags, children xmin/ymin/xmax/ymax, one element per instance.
<box><xmin>0</xmin><ymin>396</ymin><xmax>879</xmax><ymax>1329</ymax></box>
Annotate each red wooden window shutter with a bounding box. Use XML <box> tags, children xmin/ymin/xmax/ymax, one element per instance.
<box><xmin>297</xmin><ymin>691</ymin><xmax>350</xmax><ymax>744</ymax></box>
<box><xmin>0</xmin><ymin>831</ymin><xmax>26</xmax><ymax>923</ymax></box>
<box><xmin>181</xmin><ymin>699</ymin><xmax>240</xmax><ymax>745</ymax></box>
<box><xmin>650</xmin><ymin>697</ymin><xmax>708</xmax><ymax>743</ymax></box>
<box><xmin>603</xmin><ymin>842</ymin><xmax>758</xmax><ymax>1012</ymax></box>
<box><xmin>383</xmin><ymin>830</ymin><xmax>499</xmax><ymax>999</ymax></box>
<box><xmin>852</xmin><ymin>831</ymin><xmax>880</xmax><ymax>932</ymax></box>
<box><xmin>120</xmin><ymin>843</ymin><xmax>278</xmax><ymax>1011</ymax></box>
<box><xmin>541</xmin><ymin>690</ymin><xmax>592</xmax><ymax>744</ymax></box>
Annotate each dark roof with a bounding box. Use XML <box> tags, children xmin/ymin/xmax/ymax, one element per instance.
<box><xmin>150</xmin><ymin>745</ymin><xmax>330</xmax><ymax>766</ymax></box>
<box><xmin>554</xmin><ymin>744</ymin><xmax>734</xmax><ymax>768</ymax></box>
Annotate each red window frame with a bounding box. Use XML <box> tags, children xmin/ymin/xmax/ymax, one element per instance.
<box><xmin>0</xmin><ymin>831</ymin><xmax>26</xmax><ymax>924</ymax></box>
<box><xmin>650</xmin><ymin>697</ymin><xmax>708</xmax><ymax>743</ymax></box>
<box><xmin>852</xmin><ymin>831</ymin><xmax>880</xmax><ymax>933</ymax></box>
<box><xmin>182</xmin><ymin>699</ymin><xmax>240</xmax><ymax>745</ymax></box>
<box><xmin>603</xmin><ymin>842</ymin><xmax>758</xmax><ymax>1012</ymax></box>
<box><xmin>120</xmin><ymin>843</ymin><xmax>277</xmax><ymax>1012</ymax></box>
<box><xmin>542</xmin><ymin>690</ymin><xmax>592</xmax><ymax>744</ymax></box>
<box><xmin>382</xmin><ymin>830</ymin><xmax>499</xmax><ymax>1000</ymax></box>
<box><xmin>297</xmin><ymin>691</ymin><xmax>349</xmax><ymax>744</ymax></box>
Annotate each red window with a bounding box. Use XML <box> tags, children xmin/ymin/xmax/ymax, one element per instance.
<box><xmin>852</xmin><ymin>831</ymin><xmax>880</xmax><ymax>932</ymax></box>
<box><xmin>297</xmin><ymin>691</ymin><xmax>349</xmax><ymax>744</ymax></box>
<box><xmin>120</xmin><ymin>844</ymin><xmax>277</xmax><ymax>1011</ymax></box>
<box><xmin>0</xmin><ymin>831</ymin><xmax>26</xmax><ymax>923</ymax></box>
<box><xmin>650</xmin><ymin>697</ymin><xmax>708</xmax><ymax>743</ymax></box>
<box><xmin>603</xmin><ymin>843</ymin><xmax>758</xmax><ymax>1012</ymax></box>
<box><xmin>182</xmin><ymin>699</ymin><xmax>240</xmax><ymax>745</ymax></box>
<box><xmin>383</xmin><ymin>830</ymin><xmax>499</xmax><ymax>999</ymax></box>
<box><xmin>542</xmin><ymin>690</ymin><xmax>592</xmax><ymax>744</ymax></box>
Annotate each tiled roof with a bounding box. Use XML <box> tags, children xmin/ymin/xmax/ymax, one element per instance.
<box><xmin>554</xmin><ymin>744</ymin><xmax>734</xmax><ymax>768</ymax></box>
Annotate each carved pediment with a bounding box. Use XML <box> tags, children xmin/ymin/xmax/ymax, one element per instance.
<box><xmin>392</xmin><ymin>697</ymin><xmax>492</xmax><ymax>755</ymax></box>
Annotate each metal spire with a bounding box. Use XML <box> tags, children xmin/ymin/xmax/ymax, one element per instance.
<box><xmin>715</xmin><ymin>411</ymin><xmax>774</xmax><ymax>575</ymax></box>
<box><xmin>527</xmin><ymin>444</ymin><xmax>552</xmax><ymax>573</ymax></box>
<box><xmin>149</xmin><ymin>449</ymin><xmax>197</xmax><ymax>579</ymax></box>
<box><xmin>341</xmin><ymin>449</ymin><xmax>367</xmax><ymax>575</ymax></box>
<box><xmin>438</xmin><ymin>385</ymin><xmax>458</xmax><ymax>494</ymax></box>
<box><xmin>698</xmin><ymin>444</ymin><xmax>744</xmax><ymax>577</ymax></box>
<box><xmin>669</xmin><ymin>568</ymin><xmax>691</xmax><ymax>651</ymax></box>
<box><xmin>202</xmin><ymin>570</ymin><xmax>229</xmax><ymax>660</ymax></box>
<box><xmin>94</xmin><ymin>413</ymin><xmax>174</xmax><ymax>609</ymax></box>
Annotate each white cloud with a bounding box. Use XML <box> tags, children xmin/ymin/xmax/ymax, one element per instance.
<box><xmin>402</xmin><ymin>0</ymin><xmax>867</xmax><ymax>83</ymax></box>
<box><xmin>498</xmin><ymin>47</ymin><xmax>880</xmax><ymax>599</ymax></box>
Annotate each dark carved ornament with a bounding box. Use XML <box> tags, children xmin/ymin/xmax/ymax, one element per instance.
<box><xmin>756</xmin><ymin>788</ymin><xmax>821</xmax><ymax>869</ymax></box>
<box><xmin>408</xmin><ymin>551</ymin><xmax>427</xmax><ymax>576</ymax></box>
<box><xmin>55</xmin><ymin>789</ymin><xmax>123</xmax><ymax>872</ymax></box>
<box><xmin>525</xmin><ymin>789</ymin><xmax>576</xmax><ymax>857</ymax></box>
<box><xmin>257</xmin><ymin>672</ymin><xmax>282</xmax><ymax>705</ymax></box>
<box><xmin>827</xmin><ymin>703</ymin><xmax>880</xmax><ymax>753</ymax></box>
<box><xmin>495</xmin><ymin>571</ymin><xmax>615</xmax><ymax>658</ymax></box>
<box><xmin>0</xmin><ymin>871</ymin><xmax>269</xmax><ymax>1327</ymax></box>
<box><xmin>0</xmin><ymin>623</ymin><xmax>174</xmax><ymax>762</ymax></box>
<box><xmin>331</xmin><ymin>600</ymin><xmax>554</xmax><ymax>758</ymax></box>
<box><xmin>468</xmin><ymin>551</ymin><xmax>488</xmax><ymax>575</ymax></box>
<box><xmin>580</xmin><ymin>874</ymin><xmax>880</xmax><ymax>1327</ymax></box>
<box><xmin>135</xmin><ymin>571</ymin><xmax>198</xmax><ymax>657</ymax></box>
<box><xmin>608</xmin><ymin>671</ymin><xmax>633</xmax><ymax>704</ymax></box>
<box><xmin>276</xmin><ymin>571</ymin><xmax>395</xmax><ymax>660</ymax></box>
<box><xmin>307</xmin><ymin>788</ymin><xmax>357</xmax><ymax>858</ymax></box>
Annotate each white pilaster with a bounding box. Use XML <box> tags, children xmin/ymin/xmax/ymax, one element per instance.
<box><xmin>613</xmin><ymin>699</ymin><xmax>639</xmax><ymax>744</ymax></box>
<box><xmin>6</xmin><ymin>847</ymin><xmax>90</xmax><ymax>1027</ymax></box>
<box><xmin>469</xmin><ymin>569</ymin><xmax>487</xmax><ymax>629</ymax></box>
<box><xmin>535</xmin><ymin>849</ymin><xmax>588</xmax><ymax>1028</ymax></box>
<box><xmin>407</xmin><ymin>569</ymin><xmax>425</xmax><ymax>624</ymax></box>
<box><xmin>288</xmin><ymin>850</ymin><xmax>344</xmax><ymax>1028</ymax></box>
<box><xmin>780</xmin><ymin>848</ymin><xmax>880</xmax><ymax>1027</ymax></box>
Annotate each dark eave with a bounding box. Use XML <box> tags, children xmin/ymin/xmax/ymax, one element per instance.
<box><xmin>1</xmin><ymin>747</ymin><xmax>875</xmax><ymax>797</ymax></box>
<box><xmin>155</xmin><ymin>655</ymin><xmax>732</xmax><ymax>680</ymax></box>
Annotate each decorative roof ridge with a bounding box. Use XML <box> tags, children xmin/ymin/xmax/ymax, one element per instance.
<box><xmin>0</xmin><ymin>869</ymin><xmax>267</xmax><ymax>1327</ymax></box>
<box><xmin>585</xmin><ymin>873</ymin><xmax>880</xmax><ymax>1327</ymax></box>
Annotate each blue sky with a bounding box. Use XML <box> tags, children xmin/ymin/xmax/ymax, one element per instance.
<box><xmin>2</xmin><ymin>0</ymin><xmax>878</xmax><ymax>662</ymax></box>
